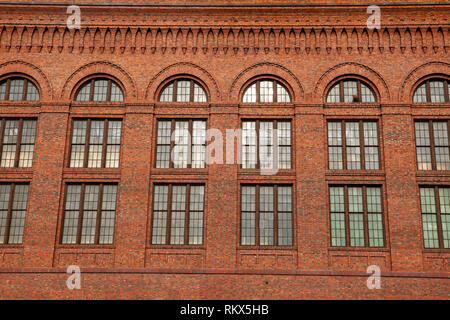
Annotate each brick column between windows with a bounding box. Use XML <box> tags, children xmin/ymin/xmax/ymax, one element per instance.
<box><xmin>382</xmin><ymin>114</ymin><xmax>423</xmax><ymax>271</ymax></box>
<box><xmin>205</xmin><ymin>110</ymin><xmax>238</xmax><ymax>269</ymax></box>
<box><xmin>114</xmin><ymin>111</ymin><xmax>153</xmax><ymax>267</ymax></box>
<box><xmin>22</xmin><ymin>107</ymin><xmax>69</xmax><ymax>267</ymax></box>
<box><xmin>295</xmin><ymin>111</ymin><xmax>329</xmax><ymax>269</ymax></box>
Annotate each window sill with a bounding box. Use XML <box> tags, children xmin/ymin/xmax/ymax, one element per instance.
<box><xmin>147</xmin><ymin>245</ymin><xmax>206</xmax><ymax>250</ymax></box>
<box><xmin>326</xmin><ymin>170</ymin><xmax>385</xmax><ymax>176</ymax></box>
<box><xmin>423</xmin><ymin>248</ymin><xmax>450</xmax><ymax>254</ymax></box>
<box><xmin>237</xmin><ymin>246</ymin><xmax>296</xmax><ymax>251</ymax></box>
<box><xmin>328</xmin><ymin>247</ymin><xmax>389</xmax><ymax>252</ymax></box>
<box><xmin>324</xmin><ymin>103</ymin><xmax>380</xmax><ymax>108</ymax></box>
<box><xmin>416</xmin><ymin>171</ymin><xmax>450</xmax><ymax>177</ymax></box>
<box><xmin>0</xmin><ymin>244</ymin><xmax>24</xmax><ymax>249</ymax></box>
<box><xmin>55</xmin><ymin>244</ymin><xmax>116</xmax><ymax>249</ymax></box>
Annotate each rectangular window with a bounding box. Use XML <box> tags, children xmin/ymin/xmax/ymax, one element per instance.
<box><xmin>329</xmin><ymin>185</ymin><xmax>384</xmax><ymax>247</ymax></box>
<box><xmin>419</xmin><ymin>186</ymin><xmax>450</xmax><ymax>249</ymax></box>
<box><xmin>242</xmin><ymin>120</ymin><xmax>291</xmax><ymax>170</ymax></box>
<box><xmin>69</xmin><ymin>119</ymin><xmax>122</xmax><ymax>168</ymax></box>
<box><xmin>151</xmin><ymin>184</ymin><xmax>205</xmax><ymax>245</ymax></box>
<box><xmin>240</xmin><ymin>185</ymin><xmax>293</xmax><ymax>246</ymax></box>
<box><xmin>61</xmin><ymin>183</ymin><xmax>118</xmax><ymax>244</ymax></box>
<box><xmin>415</xmin><ymin>120</ymin><xmax>450</xmax><ymax>171</ymax></box>
<box><xmin>327</xmin><ymin>120</ymin><xmax>380</xmax><ymax>170</ymax></box>
<box><xmin>0</xmin><ymin>119</ymin><xmax>37</xmax><ymax>168</ymax></box>
<box><xmin>0</xmin><ymin>183</ymin><xmax>29</xmax><ymax>244</ymax></box>
<box><xmin>155</xmin><ymin>119</ymin><xmax>206</xmax><ymax>169</ymax></box>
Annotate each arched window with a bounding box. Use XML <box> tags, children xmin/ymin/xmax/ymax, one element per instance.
<box><xmin>159</xmin><ymin>78</ymin><xmax>207</xmax><ymax>103</ymax></box>
<box><xmin>242</xmin><ymin>79</ymin><xmax>291</xmax><ymax>103</ymax></box>
<box><xmin>326</xmin><ymin>79</ymin><xmax>376</xmax><ymax>103</ymax></box>
<box><xmin>75</xmin><ymin>77</ymin><xmax>124</xmax><ymax>102</ymax></box>
<box><xmin>413</xmin><ymin>78</ymin><xmax>450</xmax><ymax>103</ymax></box>
<box><xmin>0</xmin><ymin>77</ymin><xmax>39</xmax><ymax>101</ymax></box>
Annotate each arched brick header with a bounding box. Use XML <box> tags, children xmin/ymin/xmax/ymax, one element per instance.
<box><xmin>0</xmin><ymin>60</ymin><xmax>53</xmax><ymax>100</ymax></box>
<box><xmin>146</xmin><ymin>62</ymin><xmax>220</xmax><ymax>102</ymax></box>
<box><xmin>61</xmin><ymin>61</ymin><xmax>137</xmax><ymax>101</ymax></box>
<box><xmin>400</xmin><ymin>62</ymin><xmax>450</xmax><ymax>103</ymax></box>
<box><xmin>230</xmin><ymin>62</ymin><xmax>303</xmax><ymax>103</ymax></box>
<box><xmin>314</xmin><ymin>62</ymin><xmax>390</xmax><ymax>103</ymax></box>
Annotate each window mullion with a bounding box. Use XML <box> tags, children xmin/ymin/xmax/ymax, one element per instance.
<box><xmin>339</xmin><ymin>81</ymin><xmax>344</xmax><ymax>103</ymax></box>
<box><xmin>274</xmin><ymin>185</ymin><xmax>279</xmax><ymax>246</ymax></box>
<box><xmin>190</xmin><ymin>80</ymin><xmax>194</xmax><ymax>102</ymax></box>
<box><xmin>256</xmin><ymin>120</ymin><xmax>260</xmax><ymax>169</ymax></box>
<box><xmin>429</xmin><ymin>120</ymin><xmax>437</xmax><ymax>170</ymax></box>
<box><xmin>170</xmin><ymin>120</ymin><xmax>175</xmax><ymax>169</ymax></box>
<box><xmin>342</xmin><ymin>121</ymin><xmax>348</xmax><ymax>169</ymax></box>
<box><xmin>4</xmin><ymin>183</ymin><xmax>15</xmax><ymax>244</ymax></box>
<box><xmin>95</xmin><ymin>184</ymin><xmax>104</xmax><ymax>244</ymax></box>
<box><xmin>273</xmin><ymin>81</ymin><xmax>278</xmax><ymax>103</ymax></box>
<box><xmin>184</xmin><ymin>184</ymin><xmax>191</xmax><ymax>245</ymax></box>
<box><xmin>89</xmin><ymin>79</ymin><xmax>95</xmax><ymax>102</ymax></box>
<box><xmin>101</xmin><ymin>120</ymin><xmax>109</xmax><ymax>168</ymax></box>
<box><xmin>0</xmin><ymin>119</ymin><xmax>6</xmax><ymax>165</ymax></box>
<box><xmin>166</xmin><ymin>184</ymin><xmax>173</xmax><ymax>245</ymax></box>
<box><xmin>359</xmin><ymin>121</ymin><xmax>366</xmax><ymax>170</ymax></box>
<box><xmin>256</xmin><ymin>185</ymin><xmax>260</xmax><ymax>246</ymax></box>
<box><xmin>22</xmin><ymin>80</ymin><xmax>28</xmax><ymax>101</ymax></box>
<box><xmin>14</xmin><ymin>119</ymin><xmax>24</xmax><ymax>168</ymax></box>
<box><xmin>344</xmin><ymin>186</ymin><xmax>350</xmax><ymax>246</ymax></box>
<box><xmin>425</xmin><ymin>81</ymin><xmax>431</xmax><ymax>103</ymax></box>
<box><xmin>5</xmin><ymin>79</ymin><xmax>11</xmax><ymax>101</ymax></box>
<box><xmin>173</xmin><ymin>80</ymin><xmax>178</xmax><ymax>103</ymax></box>
<box><xmin>188</xmin><ymin>120</ymin><xmax>193</xmax><ymax>168</ymax></box>
<box><xmin>434</xmin><ymin>186</ymin><xmax>444</xmax><ymax>249</ymax></box>
<box><xmin>84</xmin><ymin>120</ymin><xmax>91</xmax><ymax>168</ymax></box>
<box><xmin>256</xmin><ymin>81</ymin><xmax>260</xmax><ymax>104</ymax></box>
<box><xmin>362</xmin><ymin>186</ymin><xmax>370</xmax><ymax>247</ymax></box>
<box><xmin>77</xmin><ymin>184</ymin><xmax>86</xmax><ymax>244</ymax></box>
<box><xmin>106</xmin><ymin>80</ymin><xmax>112</xmax><ymax>102</ymax></box>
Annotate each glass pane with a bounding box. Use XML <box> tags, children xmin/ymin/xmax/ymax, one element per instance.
<box><xmin>99</xmin><ymin>185</ymin><xmax>117</xmax><ymax>244</ymax></box>
<box><xmin>93</xmin><ymin>79</ymin><xmax>108</xmax><ymax>102</ymax></box>
<box><xmin>62</xmin><ymin>185</ymin><xmax>81</xmax><ymax>244</ymax></box>
<box><xmin>433</xmin><ymin>122</ymin><xmax>450</xmax><ymax>170</ymax></box>
<box><xmin>429</xmin><ymin>80</ymin><xmax>445</xmax><ymax>103</ymax></box>
<box><xmin>345</xmin><ymin>122</ymin><xmax>361</xmax><ymax>170</ymax></box>
<box><xmin>278</xmin><ymin>186</ymin><xmax>292</xmax><ymax>246</ymax></box>
<box><xmin>110</xmin><ymin>82</ymin><xmax>123</xmax><ymax>102</ymax></box>
<box><xmin>329</xmin><ymin>187</ymin><xmax>345</xmax><ymax>246</ymax></box>
<box><xmin>159</xmin><ymin>83</ymin><xmax>173</xmax><ymax>102</ymax></box>
<box><xmin>413</xmin><ymin>83</ymin><xmax>427</xmax><ymax>103</ymax></box>
<box><xmin>343</xmin><ymin>81</ymin><xmax>357</xmax><ymax>103</ymax></box>
<box><xmin>361</xmin><ymin>83</ymin><xmax>375</xmax><ymax>103</ymax></box>
<box><xmin>170</xmin><ymin>185</ymin><xmax>186</xmax><ymax>244</ymax></box>
<box><xmin>242</xmin><ymin>121</ymin><xmax>257</xmax><ymax>169</ymax></box>
<box><xmin>152</xmin><ymin>185</ymin><xmax>169</xmax><ymax>244</ymax></box>
<box><xmin>8</xmin><ymin>185</ymin><xmax>29</xmax><ymax>244</ymax></box>
<box><xmin>242</xmin><ymin>83</ymin><xmax>256</xmax><ymax>103</ymax></box>
<box><xmin>80</xmin><ymin>185</ymin><xmax>99</xmax><ymax>244</ymax></box>
<box><xmin>188</xmin><ymin>185</ymin><xmax>204</xmax><ymax>245</ymax></box>
<box><xmin>176</xmin><ymin>80</ymin><xmax>191</xmax><ymax>102</ymax></box>
<box><xmin>193</xmin><ymin>83</ymin><xmax>207</xmax><ymax>102</ymax></box>
<box><xmin>328</xmin><ymin>122</ymin><xmax>343</xmax><ymax>170</ymax></box>
<box><xmin>259</xmin><ymin>81</ymin><xmax>274</xmax><ymax>103</ymax></box>
<box><xmin>9</xmin><ymin>79</ymin><xmax>24</xmax><ymax>101</ymax></box>
<box><xmin>76</xmin><ymin>82</ymin><xmax>91</xmax><ymax>102</ymax></box>
<box><xmin>327</xmin><ymin>83</ymin><xmax>340</xmax><ymax>103</ymax></box>
<box><xmin>277</xmin><ymin>83</ymin><xmax>291</xmax><ymax>103</ymax></box>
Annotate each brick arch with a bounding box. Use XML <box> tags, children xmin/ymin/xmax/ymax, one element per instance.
<box><xmin>399</xmin><ymin>62</ymin><xmax>450</xmax><ymax>103</ymax></box>
<box><xmin>61</xmin><ymin>61</ymin><xmax>137</xmax><ymax>101</ymax></box>
<box><xmin>229</xmin><ymin>62</ymin><xmax>303</xmax><ymax>103</ymax></box>
<box><xmin>314</xmin><ymin>62</ymin><xmax>390</xmax><ymax>103</ymax></box>
<box><xmin>0</xmin><ymin>60</ymin><xmax>53</xmax><ymax>100</ymax></box>
<box><xmin>146</xmin><ymin>62</ymin><xmax>220</xmax><ymax>103</ymax></box>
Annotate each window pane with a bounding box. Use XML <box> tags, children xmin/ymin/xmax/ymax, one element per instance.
<box><xmin>8</xmin><ymin>185</ymin><xmax>29</xmax><ymax>244</ymax></box>
<box><xmin>99</xmin><ymin>185</ymin><xmax>117</xmax><ymax>244</ymax></box>
<box><xmin>193</xmin><ymin>83</ymin><xmax>207</xmax><ymax>102</ymax></box>
<box><xmin>176</xmin><ymin>80</ymin><xmax>190</xmax><ymax>102</ymax></box>
<box><xmin>62</xmin><ymin>185</ymin><xmax>81</xmax><ymax>244</ymax></box>
<box><xmin>361</xmin><ymin>83</ymin><xmax>375</xmax><ymax>103</ymax></box>
<box><xmin>429</xmin><ymin>81</ymin><xmax>445</xmax><ymax>103</ymax></box>
<box><xmin>243</xmin><ymin>83</ymin><xmax>256</xmax><ymax>103</ymax></box>
<box><xmin>19</xmin><ymin>120</ymin><xmax>37</xmax><ymax>168</ymax></box>
<box><xmin>87</xmin><ymin>121</ymin><xmax>104</xmax><ymax>168</ymax></box>
<box><xmin>327</xmin><ymin>83</ymin><xmax>340</xmax><ymax>103</ymax></box>
<box><xmin>242</xmin><ymin>121</ymin><xmax>257</xmax><ymax>169</ymax></box>
<box><xmin>415</xmin><ymin>122</ymin><xmax>432</xmax><ymax>170</ymax></box>
<box><xmin>259</xmin><ymin>186</ymin><xmax>274</xmax><ymax>245</ymax></box>
<box><xmin>156</xmin><ymin>120</ymin><xmax>171</xmax><ymax>168</ymax></box>
<box><xmin>1</xmin><ymin>120</ymin><xmax>19</xmax><ymax>167</ymax></box>
<box><xmin>105</xmin><ymin>121</ymin><xmax>122</xmax><ymax>168</ymax></box>
<box><xmin>76</xmin><ymin>82</ymin><xmax>91</xmax><ymax>102</ymax></box>
<box><xmin>188</xmin><ymin>185</ymin><xmax>204</xmax><ymax>245</ymax></box>
<box><xmin>93</xmin><ymin>79</ymin><xmax>108</xmax><ymax>102</ymax></box>
<box><xmin>363</xmin><ymin>122</ymin><xmax>379</xmax><ymax>170</ymax></box>
<box><xmin>26</xmin><ymin>82</ymin><xmax>39</xmax><ymax>101</ymax></box>
<box><xmin>152</xmin><ymin>185</ymin><xmax>169</xmax><ymax>244</ymax></box>
<box><xmin>419</xmin><ymin>188</ymin><xmax>439</xmax><ymax>249</ymax></box>
<box><xmin>439</xmin><ymin>188</ymin><xmax>450</xmax><ymax>248</ymax></box>
<box><xmin>433</xmin><ymin>122</ymin><xmax>450</xmax><ymax>170</ymax></box>
<box><xmin>192</xmin><ymin>120</ymin><xmax>206</xmax><ymax>168</ymax></box>
<box><xmin>0</xmin><ymin>185</ymin><xmax>11</xmax><ymax>244</ymax></box>
<box><xmin>259</xmin><ymin>81</ymin><xmax>274</xmax><ymax>103</ymax></box>
<box><xmin>413</xmin><ymin>83</ymin><xmax>427</xmax><ymax>103</ymax></box>
<box><xmin>110</xmin><ymin>82</ymin><xmax>123</xmax><ymax>102</ymax></box>
<box><xmin>329</xmin><ymin>187</ymin><xmax>346</xmax><ymax>246</ymax></box>
<box><xmin>278</xmin><ymin>121</ymin><xmax>291</xmax><ymax>169</ymax></box>
<box><xmin>348</xmin><ymin>187</ymin><xmax>364</xmax><ymax>246</ymax></box>
<box><xmin>0</xmin><ymin>81</ymin><xmax>6</xmax><ymax>100</ymax></box>
<box><xmin>343</xmin><ymin>81</ymin><xmax>357</xmax><ymax>103</ymax></box>
<box><xmin>328</xmin><ymin>122</ymin><xmax>343</xmax><ymax>170</ymax></box>
<box><xmin>278</xmin><ymin>186</ymin><xmax>292</xmax><ymax>246</ymax></box>
<box><xmin>173</xmin><ymin>121</ymin><xmax>189</xmax><ymax>168</ymax></box>
<box><xmin>170</xmin><ymin>185</ymin><xmax>186</xmax><ymax>244</ymax></box>
<box><xmin>259</xmin><ymin>121</ymin><xmax>273</xmax><ymax>170</ymax></box>
<box><xmin>80</xmin><ymin>185</ymin><xmax>99</xmax><ymax>244</ymax></box>
<box><xmin>366</xmin><ymin>187</ymin><xmax>383</xmax><ymax>247</ymax></box>
<box><xmin>277</xmin><ymin>84</ymin><xmax>291</xmax><ymax>103</ymax></box>
<box><xmin>159</xmin><ymin>83</ymin><xmax>173</xmax><ymax>102</ymax></box>
<box><xmin>241</xmin><ymin>186</ymin><xmax>256</xmax><ymax>245</ymax></box>
<box><xmin>345</xmin><ymin>122</ymin><xmax>361</xmax><ymax>170</ymax></box>
<box><xmin>9</xmin><ymin>79</ymin><xmax>24</xmax><ymax>101</ymax></box>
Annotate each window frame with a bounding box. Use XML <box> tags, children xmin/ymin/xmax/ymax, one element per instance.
<box><xmin>239</xmin><ymin>184</ymin><xmax>294</xmax><ymax>248</ymax></box>
<box><xmin>413</xmin><ymin>78</ymin><xmax>450</xmax><ymax>104</ymax></box>
<box><xmin>419</xmin><ymin>186</ymin><xmax>450</xmax><ymax>250</ymax></box>
<box><xmin>68</xmin><ymin>118</ymin><xmax>123</xmax><ymax>169</ymax></box>
<box><xmin>0</xmin><ymin>118</ymin><xmax>37</xmax><ymax>168</ymax></box>
<box><xmin>0</xmin><ymin>183</ymin><xmax>29</xmax><ymax>245</ymax></box>
<box><xmin>414</xmin><ymin>120</ymin><xmax>450</xmax><ymax>171</ymax></box>
<box><xmin>74</xmin><ymin>77</ymin><xmax>124</xmax><ymax>102</ymax></box>
<box><xmin>327</xmin><ymin>120</ymin><xmax>381</xmax><ymax>171</ymax></box>
<box><xmin>241</xmin><ymin>79</ymin><xmax>292</xmax><ymax>104</ymax></box>
<box><xmin>150</xmin><ymin>183</ymin><xmax>206</xmax><ymax>247</ymax></box>
<box><xmin>241</xmin><ymin>119</ymin><xmax>292</xmax><ymax>170</ymax></box>
<box><xmin>326</xmin><ymin>78</ymin><xmax>377</xmax><ymax>104</ymax></box>
<box><xmin>0</xmin><ymin>76</ymin><xmax>40</xmax><ymax>102</ymax></box>
<box><xmin>158</xmin><ymin>78</ymin><xmax>208</xmax><ymax>103</ymax></box>
<box><xmin>154</xmin><ymin>118</ymin><xmax>207</xmax><ymax>169</ymax></box>
<box><xmin>60</xmin><ymin>183</ymin><xmax>118</xmax><ymax>245</ymax></box>
<box><xmin>328</xmin><ymin>184</ymin><xmax>386</xmax><ymax>248</ymax></box>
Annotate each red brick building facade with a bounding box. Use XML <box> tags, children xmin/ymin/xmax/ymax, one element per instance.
<box><xmin>0</xmin><ymin>1</ymin><xmax>449</xmax><ymax>299</ymax></box>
